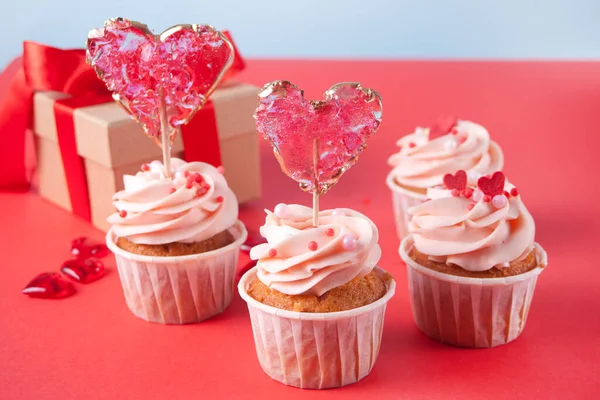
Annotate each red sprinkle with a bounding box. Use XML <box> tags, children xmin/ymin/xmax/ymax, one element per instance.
<box><xmin>468</xmin><ymin>204</ymin><xmax>475</xmax><ymax>211</ymax></box>
<box><xmin>463</xmin><ymin>188</ymin><xmax>474</xmax><ymax>198</ymax></box>
<box><xmin>458</xmin><ymin>136</ymin><xmax>467</xmax><ymax>144</ymax></box>
<box><xmin>268</xmin><ymin>248</ymin><xmax>277</xmax><ymax>258</ymax></box>
<box><xmin>325</xmin><ymin>228</ymin><xmax>335</xmax><ymax>237</ymax></box>
<box><xmin>451</xmin><ymin>188</ymin><xmax>460</xmax><ymax>197</ymax></box>
<box><xmin>141</xmin><ymin>164</ymin><xmax>150</xmax><ymax>172</ymax></box>
<box><xmin>196</xmin><ymin>187</ymin><xmax>207</xmax><ymax>197</ymax></box>
<box><xmin>308</xmin><ymin>241</ymin><xmax>318</xmax><ymax>251</ymax></box>
<box><xmin>215</xmin><ymin>196</ymin><xmax>224</xmax><ymax>203</ymax></box>
<box><xmin>184</xmin><ymin>171</ymin><xmax>191</xmax><ymax>178</ymax></box>
<box><xmin>504</xmin><ymin>190</ymin><xmax>511</xmax><ymax>198</ymax></box>
<box><xmin>451</xmin><ymin>128</ymin><xmax>458</xmax><ymax>135</ymax></box>
<box><xmin>169</xmin><ymin>188</ymin><xmax>176</xmax><ymax>194</ymax></box>
<box><xmin>408</xmin><ymin>142</ymin><xmax>416</xmax><ymax>148</ymax></box>
<box><xmin>194</xmin><ymin>174</ymin><xmax>204</xmax><ymax>183</ymax></box>
<box><xmin>185</xmin><ymin>182</ymin><xmax>193</xmax><ymax>189</ymax></box>
<box><xmin>119</xmin><ymin>210</ymin><xmax>127</xmax><ymax>218</ymax></box>
<box><xmin>510</xmin><ymin>187</ymin><xmax>519</xmax><ymax>197</ymax></box>
<box><xmin>484</xmin><ymin>195</ymin><xmax>492</xmax><ymax>202</ymax></box>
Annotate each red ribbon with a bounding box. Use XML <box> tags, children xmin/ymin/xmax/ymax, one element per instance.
<box><xmin>0</xmin><ymin>33</ymin><xmax>245</xmax><ymax>220</ymax></box>
<box><xmin>0</xmin><ymin>41</ymin><xmax>111</xmax><ymax>224</ymax></box>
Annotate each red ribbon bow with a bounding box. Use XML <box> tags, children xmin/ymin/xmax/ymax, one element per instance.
<box><xmin>0</xmin><ymin>33</ymin><xmax>245</xmax><ymax>221</ymax></box>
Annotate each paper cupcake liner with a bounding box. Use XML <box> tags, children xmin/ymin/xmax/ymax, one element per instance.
<box><xmin>400</xmin><ymin>236</ymin><xmax>548</xmax><ymax>348</ymax></box>
<box><xmin>386</xmin><ymin>173</ymin><xmax>426</xmax><ymax>240</ymax></box>
<box><xmin>106</xmin><ymin>220</ymin><xmax>248</xmax><ymax>325</ymax></box>
<box><xmin>238</xmin><ymin>267</ymin><xmax>396</xmax><ymax>389</ymax></box>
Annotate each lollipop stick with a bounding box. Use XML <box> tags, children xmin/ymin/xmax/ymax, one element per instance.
<box><xmin>158</xmin><ymin>89</ymin><xmax>172</xmax><ymax>179</ymax></box>
<box><xmin>313</xmin><ymin>139</ymin><xmax>319</xmax><ymax>227</ymax></box>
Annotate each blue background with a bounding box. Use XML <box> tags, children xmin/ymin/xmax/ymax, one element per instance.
<box><xmin>1</xmin><ymin>0</ymin><xmax>599</xmax><ymax>68</ymax></box>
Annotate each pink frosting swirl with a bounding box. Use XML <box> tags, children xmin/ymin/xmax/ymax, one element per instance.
<box><xmin>107</xmin><ymin>158</ymin><xmax>238</xmax><ymax>244</ymax></box>
<box><xmin>388</xmin><ymin>120</ymin><xmax>503</xmax><ymax>190</ymax></box>
<box><xmin>250</xmin><ymin>205</ymin><xmax>381</xmax><ymax>296</ymax></box>
<box><xmin>408</xmin><ymin>183</ymin><xmax>535</xmax><ymax>272</ymax></box>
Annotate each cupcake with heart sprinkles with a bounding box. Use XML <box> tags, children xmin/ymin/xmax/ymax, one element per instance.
<box><xmin>399</xmin><ymin>170</ymin><xmax>548</xmax><ymax>347</ymax></box>
<box><xmin>386</xmin><ymin>116</ymin><xmax>503</xmax><ymax>239</ymax></box>
<box><xmin>238</xmin><ymin>81</ymin><xmax>395</xmax><ymax>389</ymax></box>
<box><xmin>88</xmin><ymin>18</ymin><xmax>247</xmax><ymax>324</ymax></box>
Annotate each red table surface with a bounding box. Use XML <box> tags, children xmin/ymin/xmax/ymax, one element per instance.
<box><xmin>1</xmin><ymin>60</ymin><xmax>598</xmax><ymax>399</ymax></box>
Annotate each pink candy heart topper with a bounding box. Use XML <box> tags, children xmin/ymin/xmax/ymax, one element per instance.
<box><xmin>255</xmin><ymin>81</ymin><xmax>383</xmax><ymax>195</ymax></box>
<box><xmin>86</xmin><ymin>18</ymin><xmax>234</xmax><ymax>143</ymax></box>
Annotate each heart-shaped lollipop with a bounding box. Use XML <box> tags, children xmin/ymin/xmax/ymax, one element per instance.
<box><xmin>86</xmin><ymin>18</ymin><xmax>234</xmax><ymax>143</ymax></box>
<box><xmin>255</xmin><ymin>81</ymin><xmax>383</xmax><ymax>196</ymax></box>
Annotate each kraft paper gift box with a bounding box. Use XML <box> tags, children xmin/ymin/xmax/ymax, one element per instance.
<box><xmin>33</xmin><ymin>83</ymin><xmax>261</xmax><ymax>232</ymax></box>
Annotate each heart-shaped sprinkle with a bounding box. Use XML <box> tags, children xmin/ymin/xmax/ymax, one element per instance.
<box><xmin>429</xmin><ymin>115</ymin><xmax>457</xmax><ymax>140</ymax></box>
<box><xmin>443</xmin><ymin>170</ymin><xmax>467</xmax><ymax>191</ymax></box>
<box><xmin>86</xmin><ymin>18</ymin><xmax>234</xmax><ymax>141</ymax></box>
<box><xmin>61</xmin><ymin>259</ymin><xmax>105</xmax><ymax>284</ymax></box>
<box><xmin>22</xmin><ymin>273</ymin><xmax>76</xmax><ymax>299</ymax></box>
<box><xmin>255</xmin><ymin>81</ymin><xmax>382</xmax><ymax>195</ymax></box>
<box><xmin>71</xmin><ymin>237</ymin><xmax>109</xmax><ymax>259</ymax></box>
<box><xmin>477</xmin><ymin>171</ymin><xmax>506</xmax><ymax>197</ymax></box>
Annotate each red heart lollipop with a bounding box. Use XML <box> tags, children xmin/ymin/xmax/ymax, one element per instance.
<box><xmin>86</xmin><ymin>18</ymin><xmax>234</xmax><ymax>142</ymax></box>
<box><xmin>478</xmin><ymin>171</ymin><xmax>506</xmax><ymax>196</ymax></box>
<box><xmin>255</xmin><ymin>81</ymin><xmax>382</xmax><ymax>195</ymax></box>
<box><xmin>443</xmin><ymin>170</ymin><xmax>467</xmax><ymax>190</ymax></box>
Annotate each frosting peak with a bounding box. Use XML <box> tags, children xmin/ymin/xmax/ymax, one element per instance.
<box><xmin>250</xmin><ymin>205</ymin><xmax>381</xmax><ymax>296</ymax></box>
<box><xmin>107</xmin><ymin>158</ymin><xmax>238</xmax><ymax>244</ymax></box>
<box><xmin>388</xmin><ymin>120</ymin><xmax>503</xmax><ymax>190</ymax></box>
<box><xmin>408</xmin><ymin>177</ymin><xmax>535</xmax><ymax>272</ymax></box>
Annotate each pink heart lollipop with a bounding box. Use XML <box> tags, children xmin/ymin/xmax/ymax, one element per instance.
<box><xmin>86</xmin><ymin>18</ymin><xmax>234</xmax><ymax>143</ymax></box>
<box><xmin>255</xmin><ymin>81</ymin><xmax>383</xmax><ymax>196</ymax></box>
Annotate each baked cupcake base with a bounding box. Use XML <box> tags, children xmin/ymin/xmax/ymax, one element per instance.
<box><xmin>400</xmin><ymin>236</ymin><xmax>548</xmax><ymax>348</ymax></box>
<box><xmin>409</xmin><ymin>247</ymin><xmax>539</xmax><ymax>278</ymax></box>
<box><xmin>106</xmin><ymin>221</ymin><xmax>247</xmax><ymax>325</ymax></box>
<box><xmin>247</xmin><ymin>270</ymin><xmax>391</xmax><ymax>312</ymax></box>
<box><xmin>238</xmin><ymin>267</ymin><xmax>396</xmax><ymax>389</ymax></box>
<box><xmin>116</xmin><ymin>230</ymin><xmax>235</xmax><ymax>256</ymax></box>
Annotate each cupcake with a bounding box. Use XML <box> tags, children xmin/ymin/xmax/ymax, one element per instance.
<box><xmin>399</xmin><ymin>170</ymin><xmax>548</xmax><ymax>347</ymax></box>
<box><xmin>105</xmin><ymin>158</ymin><xmax>247</xmax><ymax>324</ymax></box>
<box><xmin>386</xmin><ymin>116</ymin><xmax>504</xmax><ymax>239</ymax></box>
<box><xmin>238</xmin><ymin>204</ymin><xmax>395</xmax><ymax>389</ymax></box>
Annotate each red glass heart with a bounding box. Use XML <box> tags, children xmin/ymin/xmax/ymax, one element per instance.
<box><xmin>71</xmin><ymin>237</ymin><xmax>109</xmax><ymax>259</ymax></box>
<box><xmin>429</xmin><ymin>115</ymin><xmax>457</xmax><ymax>140</ymax></box>
<box><xmin>22</xmin><ymin>273</ymin><xmax>76</xmax><ymax>299</ymax></box>
<box><xmin>61</xmin><ymin>259</ymin><xmax>105</xmax><ymax>284</ymax></box>
<box><xmin>478</xmin><ymin>171</ymin><xmax>506</xmax><ymax>196</ymax></box>
<box><xmin>255</xmin><ymin>81</ymin><xmax>383</xmax><ymax>195</ymax></box>
<box><xmin>86</xmin><ymin>18</ymin><xmax>234</xmax><ymax>140</ymax></box>
<box><xmin>443</xmin><ymin>170</ymin><xmax>467</xmax><ymax>190</ymax></box>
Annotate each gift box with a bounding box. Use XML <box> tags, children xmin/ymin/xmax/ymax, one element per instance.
<box><xmin>32</xmin><ymin>82</ymin><xmax>261</xmax><ymax>232</ymax></box>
